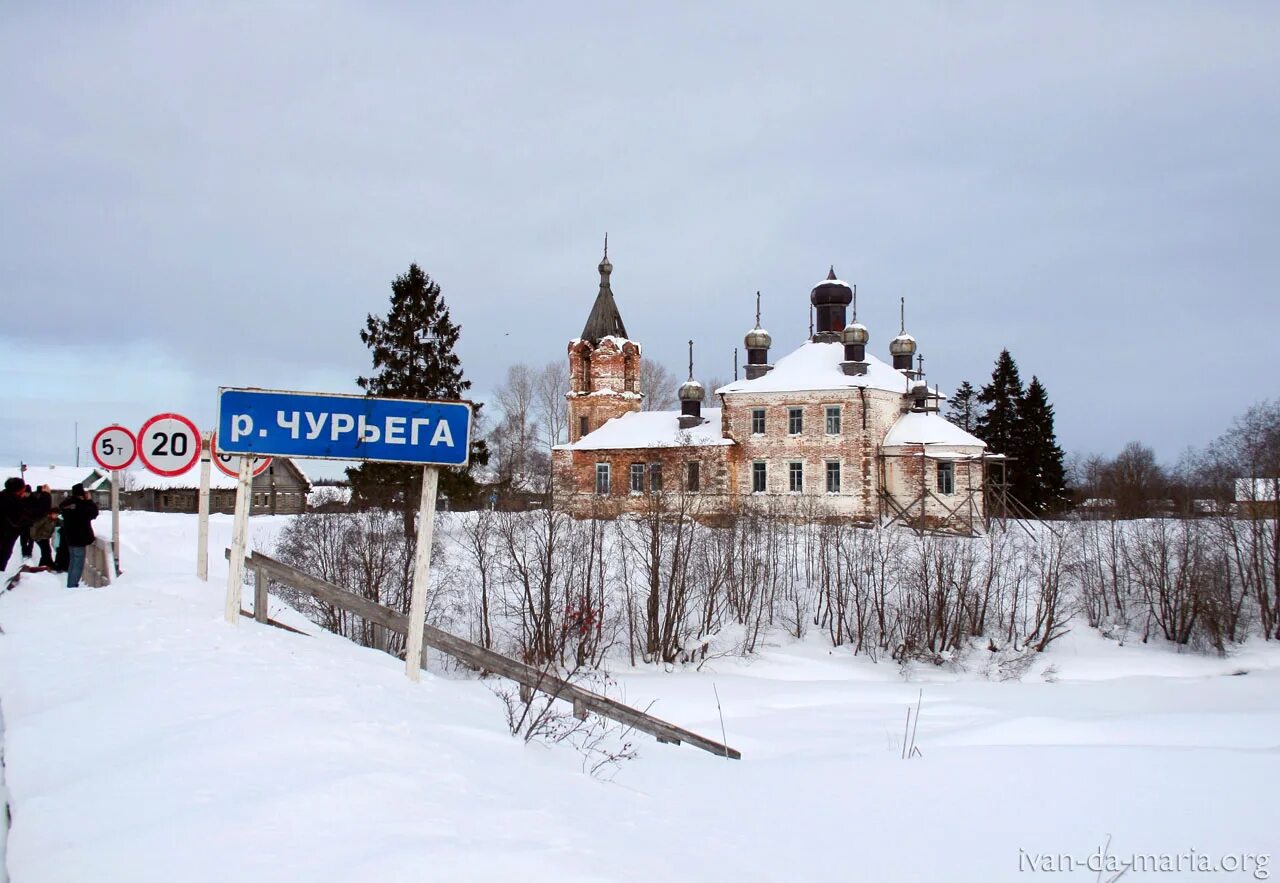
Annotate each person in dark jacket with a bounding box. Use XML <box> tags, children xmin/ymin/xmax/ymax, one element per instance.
<box><xmin>30</xmin><ymin>507</ymin><xmax>59</xmax><ymax>568</ymax></box>
<box><xmin>1</xmin><ymin>477</ymin><xmax>28</xmax><ymax>571</ymax></box>
<box><xmin>18</xmin><ymin>483</ymin><xmax>37</xmax><ymax>558</ymax></box>
<box><xmin>59</xmin><ymin>483</ymin><xmax>99</xmax><ymax>588</ymax></box>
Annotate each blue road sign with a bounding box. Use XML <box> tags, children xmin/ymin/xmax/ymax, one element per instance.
<box><xmin>216</xmin><ymin>388</ymin><xmax>473</xmax><ymax>466</ymax></box>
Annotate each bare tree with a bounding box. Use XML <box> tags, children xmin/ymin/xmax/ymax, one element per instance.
<box><xmin>533</xmin><ymin>359</ymin><xmax>567</xmax><ymax>450</ymax></box>
<box><xmin>490</xmin><ymin>363</ymin><xmax>540</xmax><ymax>488</ymax></box>
<box><xmin>639</xmin><ymin>360</ymin><xmax>678</xmax><ymax>411</ymax></box>
<box><xmin>1101</xmin><ymin>441</ymin><xmax>1166</xmax><ymax>518</ymax></box>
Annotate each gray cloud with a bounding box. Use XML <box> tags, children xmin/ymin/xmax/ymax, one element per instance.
<box><xmin>3</xmin><ymin>2</ymin><xmax>1277</xmax><ymax>475</ymax></box>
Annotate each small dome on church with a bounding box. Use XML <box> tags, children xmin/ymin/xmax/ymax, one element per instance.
<box><xmin>745</xmin><ymin>326</ymin><xmax>772</xmax><ymax>349</ymax></box>
<box><xmin>889</xmin><ymin>332</ymin><xmax>917</xmax><ymax>356</ymax></box>
<box><xmin>842</xmin><ymin>322</ymin><xmax>869</xmax><ymax>346</ymax></box>
<box><xmin>678</xmin><ymin>379</ymin><xmax>704</xmax><ymax>402</ymax></box>
<box><xmin>811</xmin><ymin>266</ymin><xmax>853</xmax><ymax>307</ymax></box>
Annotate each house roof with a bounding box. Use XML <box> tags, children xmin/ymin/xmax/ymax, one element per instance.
<box><xmin>715</xmin><ymin>341</ymin><xmax>921</xmax><ymax>396</ymax></box>
<box><xmin>883</xmin><ymin>411</ymin><xmax>986</xmax><ymax>449</ymax></box>
<box><xmin>557</xmin><ymin>408</ymin><xmax>732</xmax><ymax>451</ymax></box>
<box><xmin>122</xmin><ymin>458</ymin><xmax>311</xmax><ymax>491</ymax></box>
<box><xmin>10</xmin><ymin>465</ymin><xmax>110</xmax><ymax>492</ymax></box>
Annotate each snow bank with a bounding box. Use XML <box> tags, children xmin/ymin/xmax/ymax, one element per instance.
<box><xmin>2</xmin><ymin>513</ymin><xmax>1278</xmax><ymax>882</ymax></box>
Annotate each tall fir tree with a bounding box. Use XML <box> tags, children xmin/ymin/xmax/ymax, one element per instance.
<box><xmin>347</xmin><ymin>264</ymin><xmax>489</xmax><ymax>534</ymax></box>
<box><xmin>945</xmin><ymin>380</ymin><xmax>982</xmax><ymax>432</ymax></box>
<box><xmin>974</xmin><ymin>350</ymin><xmax>1023</xmax><ymax>456</ymax></box>
<box><xmin>1016</xmin><ymin>376</ymin><xmax>1070</xmax><ymax>514</ymax></box>
<box><xmin>975</xmin><ymin>350</ymin><xmax>1024</xmax><ymax>512</ymax></box>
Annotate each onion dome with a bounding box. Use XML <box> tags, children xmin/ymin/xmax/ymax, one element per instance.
<box><xmin>810</xmin><ymin>266</ymin><xmax>853</xmax><ymax>307</ymax></box>
<box><xmin>745</xmin><ymin>326</ymin><xmax>772</xmax><ymax>349</ymax></box>
<box><xmin>678</xmin><ymin>379</ymin><xmax>705</xmax><ymax>402</ymax></box>
<box><xmin>890</xmin><ymin>332</ymin><xmax>917</xmax><ymax>356</ymax></box>
<box><xmin>842</xmin><ymin>322</ymin><xmax>869</xmax><ymax>346</ymax></box>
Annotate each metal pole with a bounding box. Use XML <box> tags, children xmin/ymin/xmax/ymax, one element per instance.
<box><xmin>404</xmin><ymin>465</ymin><xmax>440</xmax><ymax>682</ymax></box>
<box><xmin>110</xmin><ymin>469</ymin><xmax>121</xmax><ymax>576</ymax></box>
<box><xmin>197</xmin><ymin>433</ymin><xmax>212</xmax><ymax>581</ymax></box>
<box><xmin>224</xmin><ymin>455</ymin><xmax>254</xmax><ymax>624</ymax></box>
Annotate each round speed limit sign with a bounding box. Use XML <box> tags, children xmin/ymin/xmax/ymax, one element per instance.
<box><xmin>138</xmin><ymin>413</ymin><xmax>201</xmax><ymax>477</ymax></box>
<box><xmin>91</xmin><ymin>425</ymin><xmax>138</xmax><ymax>471</ymax></box>
<box><xmin>211</xmin><ymin>433</ymin><xmax>272</xmax><ymax>479</ymax></box>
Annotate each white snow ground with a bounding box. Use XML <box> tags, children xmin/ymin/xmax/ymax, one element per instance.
<box><xmin>1</xmin><ymin>513</ymin><xmax>1278</xmax><ymax>882</ymax></box>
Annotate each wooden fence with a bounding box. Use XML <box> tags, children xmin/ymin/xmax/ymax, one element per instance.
<box><xmin>230</xmin><ymin>549</ymin><xmax>741</xmax><ymax>760</ymax></box>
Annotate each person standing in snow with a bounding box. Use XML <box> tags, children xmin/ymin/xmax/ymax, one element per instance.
<box><xmin>18</xmin><ymin>483</ymin><xmax>38</xmax><ymax>559</ymax></box>
<box><xmin>0</xmin><ymin>477</ymin><xmax>26</xmax><ymax>570</ymax></box>
<box><xmin>59</xmin><ymin>483</ymin><xmax>99</xmax><ymax>588</ymax></box>
<box><xmin>30</xmin><ymin>507</ymin><xmax>59</xmax><ymax>568</ymax></box>
<box><xmin>20</xmin><ymin>483</ymin><xmax>49</xmax><ymax>559</ymax></box>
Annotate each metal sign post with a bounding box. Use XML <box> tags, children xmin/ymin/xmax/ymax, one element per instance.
<box><xmin>91</xmin><ymin>424</ymin><xmax>137</xmax><ymax>577</ymax></box>
<box><xmin>110</xmin><ymin>471</ymin><xmax>121</xmax><ymax>576</ymax></box>
<box><xmin>216</xmin><ymin>387</ymin><xmax>472</xmax><ymax>680</ymax></box>
<box><xmin>197</xmin><ymin>433</ymin><xmax>212</xmax><ymax>581</ymax></box>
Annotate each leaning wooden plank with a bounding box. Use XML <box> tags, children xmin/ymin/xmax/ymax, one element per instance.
<box><xmin>232</xmin><ymin>550</ymin><xmax>741</xmax><ymax>759</ymax></box>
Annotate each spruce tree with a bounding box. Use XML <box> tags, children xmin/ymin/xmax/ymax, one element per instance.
<box><xmin>975</xmin><ymin>350</ymin><xmax>1023</xmax><ymax>456</ymax></box>
<box><xmin>1016</xmin><ymin>376</ymin><xmax>1070</xmax><ymax>514</ymax></box>
<box><xmin>945</xmin><ymin>380</ymin><xmax>981</xmax><ymax>432</ymax></box>
<box><xmin>347</xmin><ymin>264</ymin><xmax>489</xmax><ymax>533</ymax></box>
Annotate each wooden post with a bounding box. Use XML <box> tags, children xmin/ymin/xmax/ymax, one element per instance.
<box><xmin>253</xmin><ymin>563</ymin><xmax>268</xmax><ymax>624</ymax></box>
<box><xmin>223</xmin><ymin>455</ymin><xmax>254</xmax><ymax>624</ymax></box>
<box><xmin>110</xmin><ymin>469</ymin><xmax>122</xmax><ymax>576</ymax></box>
<box><xmin>196</xmin><ymin>432</ymin><xmax>212</xmax><ymax>581</ymax></box>
<box><xmin>403</xmin><ymin>465</ymin><xmax>439</xmax><ymax>682</ymax></box>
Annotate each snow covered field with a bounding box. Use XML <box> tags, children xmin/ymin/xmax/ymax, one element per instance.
<box><xmin>1</xmin><ymin>512</ymin><xmax>1277</xmax><ymax>882</ymax></box>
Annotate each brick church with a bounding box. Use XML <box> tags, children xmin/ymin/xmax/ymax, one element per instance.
<box><xmin>550</xmin><ymin>247</ymin><xmax>994</xmax><ymax>533</ymax></box>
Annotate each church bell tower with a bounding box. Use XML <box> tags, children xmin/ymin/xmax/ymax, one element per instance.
<box><xmin>566</xmin><ymin>238</ymin><xmax>643</xmax><ymax>441</ymax></box>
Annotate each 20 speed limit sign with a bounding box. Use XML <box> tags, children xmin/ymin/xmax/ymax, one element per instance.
<box><xmin>91</xmin><ymin>425</ymin><xmax>138</xmax><ymax>471</ymax></box>
<box><xmin>138</xmin><ymin>413</ymin><xmax>201</xmax><ymax>476</ymax></box>
<box><xmin>211</xmin><ymin>433</ymin><xmax>272</xmax><ymax>479</ymax></box>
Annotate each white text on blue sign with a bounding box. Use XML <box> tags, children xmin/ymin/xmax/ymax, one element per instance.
<box><xmin>216</xmin><ymin>389</ymin><xmax>472</xmax><ymax>466</ymax></box>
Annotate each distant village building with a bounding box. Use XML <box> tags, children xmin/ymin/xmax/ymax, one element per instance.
<box><xmin>1235</xmin><ymin>477</ymin><xmax>1279</xmax><ymax>519</ymax></box>
<box><xmin>11</xmin><ymin>465</ymin><xmax>112</xmax><ymax>508</ymax></box>
<box><xmin>124</xmin><ymin>458</ymin><xmax>311</xmax><ymax>515</ymax></box>
<box><xmin>551</xmin><ymin>249</ymin><xmax>995</xmax><ymax>533</ymax></box>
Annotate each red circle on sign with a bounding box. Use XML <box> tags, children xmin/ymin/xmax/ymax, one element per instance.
<box><xmin>91</xmin><ymin>425</ymin><xmax>138</xmax><ymax>471</ymax></box>
<box><xmin>137</xmin><ymin>413</ymin><xmax>202</xmax><ymax>477</ymax></box>
<box><xmin>210</xmin><ymin>433</ymin><xmax>272</xmax><ymax>479</ymax></box>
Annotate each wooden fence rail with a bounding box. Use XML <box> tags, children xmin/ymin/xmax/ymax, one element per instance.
<box><xmin>228</xmin><ymin>548</ymin><xmax>741</xmax><ymax>760</ymax></box>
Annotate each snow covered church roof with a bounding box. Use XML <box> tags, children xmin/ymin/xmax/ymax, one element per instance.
<box><xmin>559</xmin><ymin>408</ymin><xmax>731</xmax><ymax>451</ymax></box>
<box><xmin>715</xmin><ymin>341</ymin><xmax>918</xmax><ymax>396</ymax></box>
<box><xmin>883</xmin><ymin>411</ymin><xmax>986</xmax><ymax>449</ymax></box>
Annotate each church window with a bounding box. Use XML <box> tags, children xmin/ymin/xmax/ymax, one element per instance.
<box><xmin>752</xmin><ymin>461</ymin><xmax>767</xmax><ymax>493</ymax></box>
<box><xmin>825</xmin><ymin>406</ymin><xmax>842</xmax><ymax>435</ymax></box>
<box><xmin>650</xmin><ymin>463</ymin><xmax>663</xmax><ymax>492</ymax></box>
<box><xmin>595</xmin><ymin>463</ymin><xmax>611</xmax><ymax>496</ymax></box>
<box><xmin>686</xmin><ymin>461</ymin><xmax>700</xmax><ymax>491</ymax></box>
<box><xmin>789</xmin><ymin>462</ymin><xmax>804</xmax><ymax>493</ymax></box>
<box><xmin>936</xmin><ymin>461</ymin><xmax>954</xmax><ymax>495</ymax></box>
<box><xmin>579</xmin><ymin>416</ymin><xmax>588</xmax><ymax>439</ymax></box>
<box><xmin>751</xmin><ymin>409</ymin><xmax>766</xmax><ymax>435</ymax></box>
<box><xmin>788</xmin><ymin>407</ymin><xmax>803</xmax><ymax>435</ymax></box>
<box><xmin>630</xmin><ymin>463</ymin><xmax>645</xmax><ymax>493</ymax></box>
<box><xmin>826</xmin><ymin>461</ymin><xmax>841</xmax><ymax>493</ymax></box>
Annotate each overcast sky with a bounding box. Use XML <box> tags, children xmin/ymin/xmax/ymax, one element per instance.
<box><xmin>3</xmin><ymin>2</ymin><xmax>1277</xmax><ymax>479</ymax></box>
